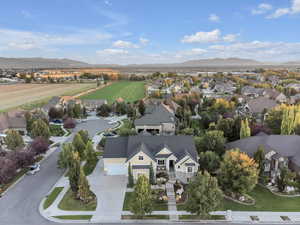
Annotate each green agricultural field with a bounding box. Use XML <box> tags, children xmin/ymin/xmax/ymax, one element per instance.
<box><xmin>80</xmin><ymin>81</ymin><xmax>145</xmax><ymax>103</ymax></box>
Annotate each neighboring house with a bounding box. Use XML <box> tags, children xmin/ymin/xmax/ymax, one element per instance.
<box><xmin>103</xmin><ymin>135</ymin><xmax>199</xmax><ymax>183</ymax></box>
<box><xmin>81</xmin><ymin>99</ymin><xmax>107</xmax><ymax>111</ymax></box>
<box><xmin>243</xmin><ymin>97</ymin><xmax>277</xmax><ymax>120</ymax></box>
<box><xmin>226</xmin><ymin>135</ymin><xmax>300</xmax><ymax>184</ymax></box>
<box><xmin>147</xmin><ymin>85</ymin><xmax>160</xmax><ymax>95</ymax></box>
<box><xmin>264</xmin><ymin>89</ymin><xmax>287</xmax><ymax>103</ymax></box>
<box><xmin>241</xmin><ymin>86</ymin><xmax>265</xmax><ymax>98</ymax></box>
<box><xmin>42</xmin><ymin>96</ymin><xmax>62</xmax><ymax>112</ymax></box>
<box><xmin>134</xmin><ymin>103</ymin><xmax>176</xmax><ymax>135</ymax></box>
<box><xmin>286</xmin><ymin>83</ymin><xmax>300</xmax><ymax>92</ymax></box>
<box><xmin>290</xmin><ymin>94</ymin><xmax>300</xmax><ymax>104</ymax></box>
<box><xmin>0</xmin><ymin>110</ymin><xmax>27</xmax><ymax>135</ymax></box>
<box><xmin>213</xmin><ymin>83</ymin><xmax>236</xmax><ymax>95</ymax></box>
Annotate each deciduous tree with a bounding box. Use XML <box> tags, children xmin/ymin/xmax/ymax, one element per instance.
<box><xmin>185</xmin><ymin>171</ymin><xmax>223</xmax><ymax>218</ymax></box>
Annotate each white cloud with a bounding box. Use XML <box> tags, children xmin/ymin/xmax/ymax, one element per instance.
<box><xmin>181</xmin><ymin>29</ymin><xmax>237</xmax><ymax>44</ymax></box>
<box><xmin>181</xmin><ymin>29</ymin><xmax>221</xmax><ymax>43</ymax></box>
<box><xmin>0</xmin><ymin>28</ymin><xmax>112</xmax><ymax>51</ymax></box>
<box><xmin>175</xmin><ymin>48</ymin><xmax>207</xmax><ymax>58</ymax></box>
<box><xmin>252</xmin><ymin>3</ymin><xmax>273</xmax><ymax>15</ymax></box>
<box><xmin>96</xmin><ymin>48</ymin><xmax>128</xmax><ymax>55</ymax></box>
<box><xmin>209</xmin><ymin>41</ymin><xmax>300</xmax><ymax>61</ymax></box>
<box><xmin>267</xmin><ymin>0</ymin><xmax>300</xmax><ymax>18</ymax></box>
<box><xmin>139</xmin><ymin>38</ymin><xmax>149</xmax><ymax>45</ymax></box>
<box><xmin>209</xmin><ymin>14</ymin><xmax>220</xmax><ymax>22</ymax></box>
<box><xmin>112</xmin><ymin>40</ymin><xmax>139</xmax><ymax>48</ymax></box>
<box><xmin>223</xmin><ymin>34</ymin><xmax>238</xmax><ymax>42</ymax></box>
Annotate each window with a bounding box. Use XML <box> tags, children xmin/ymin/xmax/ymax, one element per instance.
<box><xmin>187</xmin><ymin>167</ymin><xmax>193</xmax><ymax>173</ymax></box>
<box><xmin>157</xmin><ymin>159</ymin><xmax>165</xmax><ymax>165</ymax></box>
<box><xmin>178</xmin><ymin>166</ymin><xmax>180</xmax><ymax>169</ymax></box>
<box><xmin>138</xmin><ymin>156</ymin><xmax>143</xmax><ymax>160</ymax></box>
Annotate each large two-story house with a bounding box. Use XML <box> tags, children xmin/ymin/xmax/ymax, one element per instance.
<box><xmin>103</xmin><ymin>135</ymin><xmax>199</xmax><ymax>183</ymax></box>
<box><xmin>226</xmin><ymin>135</ymin><xmax>300</xmax><ymax>184</ymax></box>
<box><xmin>134</xmin><ymin>103</ymin><xmax>176</xmax><ymax>135</ymax></box>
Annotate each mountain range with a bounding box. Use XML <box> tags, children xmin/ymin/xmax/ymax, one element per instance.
<box><xmin>0</xmin><ymin>57</ymin><xmax>299</xmax><ymax>69</ymax></box>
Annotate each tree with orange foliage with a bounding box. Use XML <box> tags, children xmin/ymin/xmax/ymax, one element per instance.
<box><xmin>218</xmin><ymin>148</ymin><xmax>259</xmax><ymax>196</ymax></box>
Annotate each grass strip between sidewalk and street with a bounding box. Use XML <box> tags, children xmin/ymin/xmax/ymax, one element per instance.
<box><xmin>43</xmin><ymin>187</ymin><xmax>64</xmax><ymax>209</ymax></box>
<box><xmin>53</xmin><ymin>215</ymin><xmax>93</xmax><ymax>220</ymax></box>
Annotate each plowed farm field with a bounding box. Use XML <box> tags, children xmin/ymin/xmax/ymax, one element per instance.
<box><xmin>0</xmin><ymin>83</ymin><xmax>95</xmax><ymax>111</ymax></box>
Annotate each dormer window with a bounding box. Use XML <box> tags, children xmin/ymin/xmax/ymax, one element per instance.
<box><xmin>139</xmin><ymin>156</ymin><xmax>143</xmax><ymax>160</ymax></box>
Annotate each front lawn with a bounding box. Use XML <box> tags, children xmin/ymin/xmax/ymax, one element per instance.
<box><xmin>177</xmin><ymin>185</ymin><xmax>300</xmax><ymax>212</ymax></box>
<box><xmin>123</xmin><ymin>192</ymin><xmax>168</xmax><ymax>211</ymax></box>
<box><xmin>50</xmin><ymin>124</ymin><xmax>65</xmax><ymax>136</ymax></box>
<box><xmin>58</xmin><ymin>189</ymin><xmax>97</xmax><ymax>211</ymax></box>
<box><xmin>44</xmin><ymin>187</ymin><xmax>64</xmax><ymax>209</ymax></box>
<box><xmin>80</xmin><ymin>81</ymin><xmax>145</xmax><ymax>103</ymax></box>
<box><xmin>222</xmin><ymin>185</ymin><xmax>300</xmax><ymax>212</ymax></box>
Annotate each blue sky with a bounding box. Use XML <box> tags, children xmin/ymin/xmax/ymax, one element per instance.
<box><xmin>0</xmin><ymin>0</ymin><xmax>300</xmax><ymax>64</ymax></box>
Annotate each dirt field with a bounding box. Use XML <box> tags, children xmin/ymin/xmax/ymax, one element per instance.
<box><xmin>0</xmin><ymin>83</ymin><xmax>96</xmax><ymax>111</ymax></box>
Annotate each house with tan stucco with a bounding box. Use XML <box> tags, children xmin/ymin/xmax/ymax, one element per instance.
<box><xmin>103</xmin><ymin>135</ymin><xmax>199</xmax><ymax>183</ymax></box>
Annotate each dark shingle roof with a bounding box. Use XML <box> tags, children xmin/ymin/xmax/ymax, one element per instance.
<box><xmin>247</xmin><ymin>97</ymin><xmax>277</xmax><ymax>114</ymax></box>
<box><xmin>134</xmin><ymin>104</ymin><xmax>175</xmax><ymax>126</ymax></box>
<box><xmin>104</xmin><ymin>135</ymin><xmax>197</xmax><ymax>162</ymax></box>
<box><xmin>226</xmin><ymin>135</ymin><xmax>300</xmax><ymax>167</ymax></box>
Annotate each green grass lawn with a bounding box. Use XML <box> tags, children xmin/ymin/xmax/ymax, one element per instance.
<box><xmin>179</xmin><ymin>215</ymin><xmax>226</xmax><ymax>220</ymax></box>
<box><xmin>53</xmin><ymin>215</ymin><xmax>92</xmax><ymax>220</ymax></box>
<box><xmin>43</xmin><ymin>187</ymin><xmax>64</xmax><ymax>209</ymax></box>
<box><xmin>123</xmin><ymin>192</ymin><xmax>168</xmax><ymax>211</ymax></box>
<box><xmin>58</xmin><ymin>189</ymin><xmax>97</xmax><ymax>211</ymax></box>
<box><xmin>122</xmin><ymin>215</ymin><xmax>169</xmax><ymax>220</ymax></box>
<box><xmin>50</xmin><ymin>124</ymin><xmax>65</xmax><ymax>137</ymax></box>
<box><xmin>80</xmin><ymin>81</ymin><xmax>145</xmax><ymax>103</ymax></box>
<box><xmin>178</xmin><ymin>185</ymin><xmax>300</xmax><ymax>212</ymax></box>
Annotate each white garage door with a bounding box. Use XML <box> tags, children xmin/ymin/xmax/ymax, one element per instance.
<box><xmin>105</xmin><ymin>164</ymin><xmax>127</xmax><ymax>175</ymax></box>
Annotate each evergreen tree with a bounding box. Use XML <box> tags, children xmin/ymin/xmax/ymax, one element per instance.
<box><xmin>57</xmin><ymin>143</ymin><xmax>74</xmax><ymax>169</ymax></box>
<box><xmin>4</xmin><ymin>129</ymin><xmax>25</xmax><ymax>150</ymax></box>
<box><xmin>128</xmin><ymin>163</ymin><xmax>134</xmax><ymax>188</ymax></box>
<box><xmin>69</xmin><ymin>152</ymin><xmax>81</xmax><ymax>194</ymax></box>
<box><xmin>138</xmin><ymin>100</ymin><xmax>146</xmax><ymax>116</ymax></box>
<box><xmin>129</xmin><ymin>175</ymin><xmax>153</xmax><ymax>218</ymax></box>
<box><xmin>72</xmin><ymin>133</ymin><xmax>86</xmax><ymax>160</ymax></box>
<box><xmin>73</xmin><ymin>104</ymin><xmax>82</xmax><ymax>118</ymax></box>
<box><xmin>78</xmin><ymin>130</ymin><xmax>89</xmax><ymax>145</ymax></box>
<box><xmin>149</xmin><ymin>163</ymin><xmax>155</xmax><ymax>185</ymax></box>
<box><xmin>199</xmin><ymin>151</ymin><xmax>220</xmax><ymax>174</ymax></box>
<box><xmin>77</xmin><ymin>166</ymin><xmax>92</xmax><ymax>203</ymax></box>
<box><xmin>186</xmin><ymin>171</ymin><xmax>223</xmax><ymax>218</ymax></box>
<box><xmin>85</xmin><ymin>141</ymin><xmax>97</xmax><ymax>164</ymax></box>
<box><xmin>31</xmin><ymin>119</ymin><xmax>50</xmax><ymax>140</ymax></box>
<box><xmin>240</xmin><ymin>118</ymin><xmax>251</xmax><ymax>139</ymax></box>
<box><xmin>253</xmin><ymin>145</ymin><xmax>265</xmax><ymax>176</ymax></box>
<box><xmin>281</xmin><ymin>108</ymin><xmax>294</xmax><ymax>135</ymax></box>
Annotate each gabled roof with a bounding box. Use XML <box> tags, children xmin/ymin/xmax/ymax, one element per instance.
<box><xmin>247</xmin><ymin>97</ymin><xmax>277</xmax><ymax>114</ymax></box>
<box><xmin>226</xmin><ymin>135</ymin><xmax>300</xmax><ymax>167</ymax></box>
<box><xmin>134</xmin><ymin>104</ymin><xmax>175</xmax><ymax>126</ymax></box>
<box><xmin>104</xmin><ymin>135</ymin><xmax>198</xmax><ymax>163</ymax></box>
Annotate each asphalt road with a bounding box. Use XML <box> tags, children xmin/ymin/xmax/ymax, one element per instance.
<box><xmin>0</xmin><ymin>118</ymin><xmax>277</xmax><ymax>225</ymax></box>
<box><xmin>0</xmin><ymin>119</ymin><xmax>113</xmax><ymax>225</ymax></box>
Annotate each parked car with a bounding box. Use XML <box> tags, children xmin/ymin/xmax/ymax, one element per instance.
<box><xmin>103</xmin><ymin>131</ymin><xmax>118</xmax><ymax>137</ymax></box>
<box><xmin>27</xmin><ymin>164</ymin><xmax>40</xmax><ymax>175</ymax></box>
<box><xmin>52</xmin><ymin>119</ymin><xmax>62</xmax><ymax>124</ymax></box>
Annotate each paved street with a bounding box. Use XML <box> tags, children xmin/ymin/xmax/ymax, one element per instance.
<box><xmin>0</xmin><ymin>119</ymin><xmax>114</xmax><ymax>225</ymax></box>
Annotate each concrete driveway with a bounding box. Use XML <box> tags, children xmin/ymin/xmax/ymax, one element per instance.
<box><xmin>88</xmin><ymin>159</ymin><xmax>127</xmax><ymax>222</ymax></box>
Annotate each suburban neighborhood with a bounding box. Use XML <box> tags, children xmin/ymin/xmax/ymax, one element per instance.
<box><xmin>2</xmin><ymin>0</ymin><xmax>300</xmax><ymax>225</ymax></box>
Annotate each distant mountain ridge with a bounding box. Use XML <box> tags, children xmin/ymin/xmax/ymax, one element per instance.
<box><xmin>0</xmin><ymin>57</ymin><xmax>90</xmax><ymax>69</ymax></box>
<box><xmin>0</xmin><ymin>57</ymin><xmax>299</xmax><ymax>69</ymax></box>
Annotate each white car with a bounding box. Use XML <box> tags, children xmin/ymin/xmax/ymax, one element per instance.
<box><xmin>27</xmin><ymin>164</ymin><xmax>40</xmax><ymax>175</ymax></box>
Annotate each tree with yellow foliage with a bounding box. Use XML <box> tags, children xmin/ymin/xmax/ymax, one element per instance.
<box><xmin>210</xmin><ymin>98</ymin><xmax>235</xmax><ymax>114</ymax></box>
<box><xmin>218</xmin><ymin>149</ymin><xmax>259</xmax><ymax>196</ymax></box>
